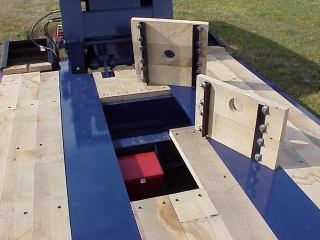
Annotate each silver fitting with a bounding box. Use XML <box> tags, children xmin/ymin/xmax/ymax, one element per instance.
<box><xmin>199</xmin><ymin>126</ymin><xmax>203</xmax><ymax>132</ymax></box>
<box><xmin>254</xmin><ymin>153</ymin><xmax>262</xmax><ymax>162</ymax></box>
<box><xmin>259</xmin><ymin>124</ymin><xmax>267</xmax><ymax>133</ymax></box>
<box><xmin>139</xmin><ymin>65</ymin><xmax>145</xmax><ymax>71</ymax></box>
<box><xmin>139</xmin><ymin>58</ymin><xmax>144</xmax><ymax>63</ymax></box>
<box><xmin>138</xmin><ymin>45</ymin><xmax>144</xmax><ymax>51</ymax></box>
<box><xmin>140</xmin><ymin>77</ymin><xmax>146</xmax><ymax>82</ymax></box>
<box><xmin>137</xmin><ymin>36</ymin><xmax>143</xmax><ymax>42</ymax></box>
<box><xmin>201</xmin><ymin>81</ymin><xmax>206</xmax><ymax>88</ymax></box>
<box><xmin>196</xmin><ymin>41</ymin><xmax>202</xmax><ymax>47</ymax></box>
<box><xmin>200</xmin><ymin>109</ymin><xmax>204</xmax><ymax>115</ymax></box>
<box><xmin>261</xmin><ymin>105</ymin><xmax>270</xmax><ymax>115</ymax></box>
<box><xmin>200</xmin><ymin>99</ymin><xmax>204</xmax><ymax>105</ymax></box>
<box><xmin>196</xmin><ymin>61</ymin><xmax>202</xmax><ymax>67</ymax></box>
<box><xmin>257</xmin><ymin>138</ymin><xmax>264</xmax><ymax>146</ymax></box>
<box><xmin>196</xmin><ymin>48</ymin><xmax>202</xmax><ymax>54</ymax></box>
<box><xmin>197</xmin><ymin>25</ymin><xmax>203</xmax><ymax>32</ymax></box>
<box><xmin>136</xmin><ymin>23</ymin><xmax>142</xmax><ymax>29</ymax></box>
<box><xmin>195</xmin><ymin>69</ymin><xmax>201</xmax><ymax>75</ymax></box>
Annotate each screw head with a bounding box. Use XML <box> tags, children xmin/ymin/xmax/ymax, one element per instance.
<box><xmin>136</xmin><ymin>23</ymin><xmax>142</xmax><ymax>29</ymax></box>
<box><xmin>257</xmin><ymin>138</ymin><xmax>264</xmax><ymax>146</ymax></box>
<box><xmin>140</xmin><ymin>77</ymin><xmax>146</xmax><ymax>82</ymax></box>
<box><xmin>196</xmin><ymin>48</ymin><xmax>202</xmax><ymax>54</ymax></box>
<box><xmin>261</xmin><ymin>105</ymin><xmax>270</xmax><ymax>115</ymax></box>
<box><xmin>197</xmin><ymin>25</ymin><xmax>203</xmax><ymax>32</ymax></box>
<box><xmin>137</xmin><ymin>36</ymin><xmax>143</xmax><ymax>42</ymax></box>
<box><xmin>139</xmin><ymin>65</ymin><xmax>145</xmax><ymax>71</ymax></box>
<box><xmin>76</xmin><ymin>67</ymin><xmax>80</xmax><ymax>71</ymax></box>
<box><xmin>200</xmin><ymin>99</ymin><xmax>204</xmax><ymax>105</ymax></box>
<box><xmin>199</xmin><ymin>126</ymin><xmax>203</xmax><ymax>132</ymax></box>
<box><xmin>196</xmin><ymin>41</ymin><xmax>202</xmax><ymax>47</ymax></box>
<box><xmin>259</xmin><ymin>124</ymin><xmax>267</xmax><ymax>133</ymax></box>
<box><xmin>196</xmin><ymin>69</ymin><xmax>201</xmax><ymax>75</ymax></box>
<box><xmin>254</xmin><ymin>153</ymin><xmax>262</xmax><ymax>162</ymax></box>
<box><xmin>196</xmin><ymin>61</ymin><xmax>202</xmax><ymax>67</ymax></box>
<box><xmin>138</xmin><ymin>45</ymin><xmax>144</xmax><ymax>51</ymax></box>
<box><xmin>139</xmin><ymin>58</ymin><xmax>144</xmax><ymax>63</ymax></box>
<box><xmin>200</xmin><ymin>109</ymin><xmax>204</xmax><ymax>115</ymax></box>
<box><xmin>201</xmin><ymin>81</ymin><xmax>206</xmax><ymax>88</ymax></box>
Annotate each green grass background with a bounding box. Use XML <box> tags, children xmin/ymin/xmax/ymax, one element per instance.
<box><xmin>0</xmin><ymin>0</ymin><xmax>319</xmax><ymax>118</ymax></box>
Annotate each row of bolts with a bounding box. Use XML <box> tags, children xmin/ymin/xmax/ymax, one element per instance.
<box><xmin>135</xmin><ymin>23</ymin><xmax>205</xmax><ymax>82</ymax></box>
<box><xmin>199</xmin><ymin>82</ymin><xmax>270</xmax><ymax>162</ymax></box>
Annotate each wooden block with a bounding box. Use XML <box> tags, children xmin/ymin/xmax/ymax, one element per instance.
<box><xmin>195</xmin><ymin>74</ymin><xmax>289</xmax><ymax>170</ymax></box>
<box><xmin>132</xmin><ymin>196</ymin><xmax>187</xmax><ymax>240</ymax></box>
<box><xmin>170</xmin><ymin>127</ymin><xmax>276</xmax><ymax>239</ymax></box>
<box><xmin>168</xmin><ymin>189</ymin><xmax>218</xmax><ymax>223</ymax></box>
<box><xmin>2</xmin><ymin>64</ymin><xmax>28</xmax><ymax>75</ymax></box>
<box><xmin>131</xmin><ymin>17</ymin><xmax>208</xmax><ymax>86</ymax></box>
<box><xmin>0</xmin><ymin>72</ymin><xmax>40</xmax><ymax>239</ymax></box>
<box><xmin>29</xmin><ymin>62</ymin><xmax>52</xmax><ymax>72</ymax></box>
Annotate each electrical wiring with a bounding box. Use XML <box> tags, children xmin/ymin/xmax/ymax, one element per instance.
<box><xmin>43</xmin><ymin>17</ymin><xmax>62</xmax><ymax>59</ymax></box>
<box><xmin>30</xmin><ymin>10</ymin><xmax>61</xmax><ymax>59</ymax></box>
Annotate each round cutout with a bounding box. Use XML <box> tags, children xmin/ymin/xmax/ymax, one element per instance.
<box><xmin>164</xmin><ymin>50</ymin><xmax>176</xmax><ymax>60</ymax></box>
<box><xmin>229</xmin><ymin>98</ymin><xmax>243</xmax><ymax>112</ymax></box>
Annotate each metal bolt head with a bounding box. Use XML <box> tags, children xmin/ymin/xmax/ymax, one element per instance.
<box><xmin>138</xmin><ymin>45</ymin><xmax>144</xmax><ymax>51</ymax></box>
<box><xmin>200</xmin><ymin>109</ymin><xmax>204</xmax><ymax>115</ymax></box>
<box><xmin>197</xmin><ymin>25</ymin><xmax>203</xmax><ymax>32</ymax></box>
<box><xmin>196</xmin><ymin>41</ymin><xmax>202</xmax><ymax>47</ymax></box>
<box><xmin>196</xmin><ymin>61</ymin><xmax>202</xmax><ymax>67</ymax></box>
<box><xmin>137</xmin><ymin>36</ymin><xmax>143</xmax><ymax>42</ymax></box>
<box><xmin>200</xmin><ymin>99</ymin><xmax>204</xmax><ymax>105</ymax></box>
<box><xmin>201</xmin><ymin>81</ymin><xmax>206</xmax><ymax>88</ymax></box>
<box><xmin>196</xmin><ymin>48</ymin><xmax>202</xmax><ymax>54</ymax></box>
<box><xmin>139</xmin><ymin>58</ymin><xmax>144</xmax><ymax>63</ymax></box>
<box><xmin>257</xmin><ymin>138</ymin><xmax>264</xmax><ymax>146</ymax></box>
<box><xmin>195</xmin><ymin>69</ymin><xmax>201</xmax><ymax>75</ymax></box>
<box><xmin>259</xmin><ymin>124</ymin><xmax>267</xmax><ymax>133</ymax></box>
<box><xmin>136</xmin><ymin>23</ymin><xmax>142</xmax><ymax>29</ymax></box>
<box><xmin>261</xmin><ymin>105</ymin><xmax>270</xmax><ymax>115</ymax></box>
<box><xmin>139</xmin><ymin>65</ymin><xmax>145</xmax><ymax>71</ymax></box>
<box><xmin>199</xmin><ymin>126</ymin><xmax>203</xmax><ymax>132</ymax></box>
<box><xmin>140</xmin><ymin>77</ymin><xmax>146</xmax><ymax>82</ymax></box>
<box><xmin>254</xmin><ymin>153</ymin><xmax>262</xmax><ymax>162</ymax></box>
<box><xmin>76</xmin><ymin>67</ymin><xmax>80</xmax><ymax>71</ymax></box>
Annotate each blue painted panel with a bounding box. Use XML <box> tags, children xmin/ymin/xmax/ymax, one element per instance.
<box><xmin>152</xmin><ymin>0</ymin><xmax>173</xmax><ymax>18</ymax></box>
<box><xmin>59</xmin><ymin>62</ymin><xmax>141</xmax><ymax>239</ymax></box>
<box><xmin>170</xmin><ymin>85</ymin><xmax>195</xmax><ymax>125</ymax></box>
<box><xmin>83</xmin><ymin>8</ymin><xmax>153</xmax><ymax>39</ymax></box>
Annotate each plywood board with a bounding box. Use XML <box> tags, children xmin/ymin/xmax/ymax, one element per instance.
<box><xmin>2</xmin><ymin>65</ymin><xmax>28</xmax><ymax>75</ymax></box>
<box><xmin>29</xmin><ymin>62</ymin><xmax>52</xmax><ymax>73</ymax></box>
<box><xmin>132</xmin><ymin>196</ymin><xmax>187</xmax><ymax>240</ymax></box>
<box><xmin>0</xmin><ymin>72</ymin><xmax>40</xmax><ymax>239</ymax></box>
<box><xmin>33</xmin><ymin>71</ymin><xmax>71</xmax><ymax>239</ymax></box>
<box><xmin>170</xmin><ymin>127</ymin><xmax>276</xmax><ymax>239</ymax></box>
<box><xmin>195</xmin><ymin>74</ymin><xmax>289</xmax><ymax>170</ymax></box>
<box><xmin>131</xmin><ymin>17</ymin><xmax>208</xmax><ymax>86</ymax></box>
<box><xmin>93</xmin><ymin>70</ymin><xmax>170</xmax><ymax>103</ymax></box>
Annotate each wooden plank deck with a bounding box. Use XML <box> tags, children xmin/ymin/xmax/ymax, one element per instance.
<box><xmin>0</xmin><ymin>51</ymin><xmax>319</xmax><ymax>239</ymax></box>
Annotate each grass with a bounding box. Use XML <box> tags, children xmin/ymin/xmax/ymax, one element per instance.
<box><xmin>0</xmin><ymin>0</ymin><xmax>319</xmax><ymax>118</ymax></box>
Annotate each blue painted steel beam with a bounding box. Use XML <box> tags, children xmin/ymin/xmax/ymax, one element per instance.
<box><xmin>59</xmin><ymin>62</ymin><xmax>140</xmax><ymax>239</ymax></box>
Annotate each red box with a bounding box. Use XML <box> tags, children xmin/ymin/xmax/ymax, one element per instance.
<box><xmin>117</xmin><ymin>151</ymin><xmax>164</xmax><ymax>201</ymax></box>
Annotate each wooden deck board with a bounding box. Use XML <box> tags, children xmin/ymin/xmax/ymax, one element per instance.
<box><xmin>170</xmin><ymin>127</ymin><xmax>276</xmax><ymax>240</ymax></box>
<box><xmin>93</xmin><ymin>70</ymin><xmax>171</xmax><ymax>103</ymax></box>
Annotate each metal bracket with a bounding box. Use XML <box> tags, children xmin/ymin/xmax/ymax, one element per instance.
<box><xmin>137</xmin><ymin>22</ymin><xmax>149</xmax><ymax>84</ymax></box>
<box><xmin>200</xmin><ymin>81</ymin><xmax>211</xmax><ymax>137</ymax></box>
<box><xmin>192</xmin><ymin>25</ymin><xmax>202</xmax><ymax>88</ymax></box>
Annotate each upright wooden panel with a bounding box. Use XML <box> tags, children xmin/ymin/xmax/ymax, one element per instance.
<box><xmin>132</xmin><ymin>196</ymin><xmax>187</xmax><ymax>240</ymax></box>
<box><xmin>0</xmin><ymin>72</ymin><xmax>40</xmax><ymax>239</ymax></box>
<box><xmin>170</xmin><ymin>127</ymin><xmax>276</xmax><ymax>239</ymax></box>
<box><xmin>195</xmin><ymin>74</ymin><xmax>289</xmax><ymax>170</ymax></box>
<box><xmin>33</xmin><ymin>71</ymin><xmax>71</xmax><ymax>239</ymax></box>
<box><xmin>131</xmin><ymin>17</ymin><xmax>208</xmax><ymax>86</ymax></box>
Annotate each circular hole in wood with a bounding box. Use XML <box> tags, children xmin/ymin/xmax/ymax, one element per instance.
<box><xmin>164</xmin><ymin>50</ymin><xmax>176</xmax><ymax>60</ymax></box>
<box><xmin>229</xmin><ymin>98</ymin><xmax>243</xmax><ymax>112</ymax></box>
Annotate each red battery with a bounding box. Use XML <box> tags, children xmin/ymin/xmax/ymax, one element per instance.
<box><xmin>117</xmin><ymin>151</ymin><xmax>164</xmax><ymax>201</ymax></box>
